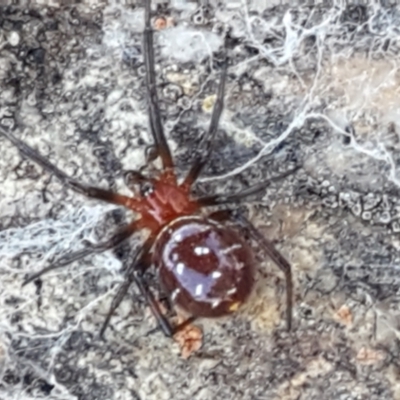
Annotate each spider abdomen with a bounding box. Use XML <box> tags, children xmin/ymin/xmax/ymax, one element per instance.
<box><xmin>153</xmin><ymin>216</ymin><xmax>255</xmax><ymax>317</ymax></box>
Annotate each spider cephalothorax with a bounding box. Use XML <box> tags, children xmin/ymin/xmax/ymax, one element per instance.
<box><xmin>0</xmin><ymin>0</ymin><xmax>296</xmax><ymax>339</ymax></box>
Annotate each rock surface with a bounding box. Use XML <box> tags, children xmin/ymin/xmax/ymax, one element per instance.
<box><xmin>1</xmin><ymin>2</ymin><xmax>400</xmax><ymax>399</ymax></box>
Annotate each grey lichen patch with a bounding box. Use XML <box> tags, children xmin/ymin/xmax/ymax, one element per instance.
<box><xmin>246</xmin><ymin>281</ymin><xmax>282</xmax><ymax>333</ymax></box>
<box><xmin>292</xmin><ymin>219</ymin><xmax>328</xmax><ymax>274</ymax></box>
<box><xmin>244</xmin><ymin>204</ymin><xmax>320</xmax><ymax>333</ymax></box>
<box><xmin>273</xmin><ymin>355</ymin><xmax>334</xmax><ymax>400</ymax></box>
<box><xmin>320</xmin><ymin>57</ymin><xmax>400</xmax><ymax>121</ymax></box>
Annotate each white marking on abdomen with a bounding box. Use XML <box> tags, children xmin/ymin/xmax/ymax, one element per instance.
<box><xmin>212</xmin><ymin>299</ymin><xmax>221</xmax><ymax>308</ymax></box>
<box><xmin>194</xmin><ymin>246</ymin><xmax>211</xmax><ymax>256</ymax></box>
<box><xmin>171</xmin><ymin>288</ymin><xmax>180</xmax><ymax>301</ymax></box>
<box><xmin>174</xmin><ymin>233</ymin><xmax>182</xmax><ymax>242</ymax></box>
<box><xmin>211</xmin><ymin>271</ymin><xmax>222</xmax><ymax>279</ymax></box>
<box><xmin>221</xmin><ymin>243</ymin><xmax>242</xmax><ymax>255</ymax></box>
<box><xmin>235</xmin><ymin>262</ymin><xmax>245</xmax><ymax>270</ymax></box>
<box><xmin>195</xmin><ymin>284</ymin><xmax>203</xmax><ymax>296</ymax></box>
<box><xmin>176</xmin><ymin>262</ymin><xmax>185</xmax><ymax>275</ymax></box>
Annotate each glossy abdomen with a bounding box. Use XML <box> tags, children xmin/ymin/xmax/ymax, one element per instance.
<box><xmin>152</xmin><ymin>216</ymin><xmax>255</xmax><ymax>317</ymax></box>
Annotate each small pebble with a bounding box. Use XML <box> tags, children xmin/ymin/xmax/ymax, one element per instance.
<box><xmin>7</xmin><ymin>31</ymin><xmax>20</xmax><ymax>47</ymax></box>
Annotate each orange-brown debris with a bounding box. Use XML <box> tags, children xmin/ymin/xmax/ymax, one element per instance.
<box><xmin>173</xmin><ymin>317</ymin><xmax>203</xmax><ymax>359</ymax></box>
<box><xmin>334</xmin><ymin>304</ymin><xmax>353</xmax><ymax>325</ymax></box>
<box><xmin>153</xmin><ymin>16</ymin><xmax>174</xmax><ymax>30</ymax></box>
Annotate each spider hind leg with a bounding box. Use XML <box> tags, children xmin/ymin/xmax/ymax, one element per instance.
<box><xmin>208</xmin><ymin>209</ymin><xmax>293</xmax><ymax>331</ymax></box>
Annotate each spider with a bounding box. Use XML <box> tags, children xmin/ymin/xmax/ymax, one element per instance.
<box><xmin>0</xmin><ymin>1</ymin><xmax>296</xmax><ymax>338</ymax></box>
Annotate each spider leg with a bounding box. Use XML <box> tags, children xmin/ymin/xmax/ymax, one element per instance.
<box><xmin>210</xmin><ymin>209</ymin><xmax>293</xmax><ymax>331</ymax></box>
<box><xmin>173</xmin><ymin>315</ymin><xmax>197</xmax><ymax>333</ymax></box>
<box><xmin>132</xmin><ymin>270</ymin><xmax>174</xmax><ymax>337</ymax></box>
<box><xmin>22</xmin><ymin>220</ymin><xmax>139</xmax><ymax>286</ymax></box>
<box><xmin>99</xmin><ymin>237</ymin><xmax>174</xmax><ymax>338</ymax></box>
<box><xmin>0</xmin><ymin>126</ymin><xmax>134</xmax><ymax>207</ymax></box>
<box><xmin>197</xmin><ymin>166</ymin><xmax>300</xmax><ymax>206</ymax></box>
<box><xmin>143</xmin><ymin>0</ymin><xmax>174</xmax><ymax>172</ymax></box>
<box><xmin>239</xmin><ymin>214</ymin><xmax>293</xmax><ymax>331</ymax></box>
<box><xmin>182</xmin><ymin>56</ymin><xmax>228</xmax><ymax>188</ymax></box>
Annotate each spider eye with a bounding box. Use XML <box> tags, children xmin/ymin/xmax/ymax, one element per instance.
<box><xmin>124</xmin><ymin>170</ymin><xmax>145</xmax><ymax>186</ymax></box>
<box><xmin>140</xmin><ymin>181</ymin><xmax>154</xmax><ymax>197</ymax></box>
<box><xmin>123</xmin><ymin>169</ymin><xmax>154</xmax><ymax>196</ymax></box>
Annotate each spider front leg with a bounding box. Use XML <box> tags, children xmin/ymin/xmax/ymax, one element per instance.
<box><xmin>209</xmin><ymin>209</ymin><xmax>293</xmax><ymax>331</ymax></box>
<box><xmin>197</xmin><ymin>166</ymin><xmax>300</xmax><ymax>206</ymax></box>
<box><xmin>143</xmin><ymin>0</ymin><xmax>174</xmax><ymax>173</ymax></box>
<box><xmin>0</xmin><ymin>126</ymin><xmax>133</xmax><ymax>207</ymax></box>
<box><xmin>182</xmin><ymin>53</ymin><xmax>228</xmax><ymax>188</ymax></box>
